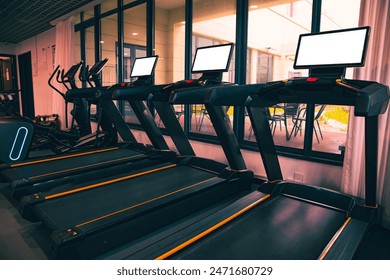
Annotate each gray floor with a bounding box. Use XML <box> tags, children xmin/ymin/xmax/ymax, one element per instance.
<box><xmin>1</xmin><ymin>182</ymin><xmax>389</xmax><ymax>260</ymax></box>
<box><xmin>0</xmin><ymin>185</ymin><xmax>48</xmax><ymax>260</ymax></box>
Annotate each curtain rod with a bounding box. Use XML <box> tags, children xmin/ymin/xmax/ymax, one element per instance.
<box><xmin>50</xmin><ymin>0</ymin><xmax>107</xmax><ymax>26</ymax></box>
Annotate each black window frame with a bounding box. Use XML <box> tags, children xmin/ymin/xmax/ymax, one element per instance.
<box><xmin>74</xmin><ymin>0</ymin><xmax>348</xmax><ymax>166</ymax></box>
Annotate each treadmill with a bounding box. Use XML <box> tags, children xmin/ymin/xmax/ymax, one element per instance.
<box><xmin>0</xmin><ymin>58</ymin><xmax>174</xmax><ymax>199</ymax></box>
<box><xmin>120</xmin><ymin>26</ymin><xmax>390</xmax><ymax>260</ymax></box>
<box><xmin>96</xmin><ymin>56</ymin><xmax>192</xmax><ymax>155</ymax></box>
<box><xmin>59</xmin><ymin>59</ymin><xmax>116</xmax><ymax>147</ymax></box>
<box><xmin>18</xmin><ymin>44</ymin><xmax>255</xmax><ymax>259</ymax></box>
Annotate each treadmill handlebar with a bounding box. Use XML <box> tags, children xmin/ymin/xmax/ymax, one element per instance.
<box><xmin>151</xmin><ymin>78</ymin><xmax>231</xmax><ymax>102</ymax></box>
<box><xmin>354</xmin><ymin>82</ymin><xmax>389</xmax><ymax>117</ymax></box>
<box><xmin>246</xmin><ymin>78</ymin><xmax>389</xmax><ymax>117</ymax></box>
<box><xmin>65</xmin><ymin>87</ymin><xmax>105</xmax><ymax>101</ymax></box>
<box><xmin>48</xmin><ymin>65</ymin><xmax>65</xmax><ymax>99</ymax></box>
<box><xmin>168</xmin><ymin>81</ymin><xmax>235</xmax><ymax>105</ymax></box>
<box><xmin>111</xmin><ymin>84</ymin><xmax>167</xmax><ymax>101</ymax></box>
<box><xmin>153</xmin><ymin>79</ymin><xmax>205</xmax><ymax>103</ymax></box>
<box><xmin>208</xmin><ymin>84</ymin><xmax>264</xmax><ymax>106</ymax></box>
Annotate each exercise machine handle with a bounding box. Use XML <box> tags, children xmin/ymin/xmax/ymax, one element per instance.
<box><xmin>48</xmin><ymin>65</ymin><xmax>65</xmax><ymax>99</ymax></box>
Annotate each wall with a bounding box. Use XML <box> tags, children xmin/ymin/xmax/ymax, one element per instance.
<box><xmin>16</xmin><ymin>28</ymin><xmax>57</xmax><ymax>117</ymax></box>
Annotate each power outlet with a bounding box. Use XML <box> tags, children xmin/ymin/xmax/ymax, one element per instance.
<box><xmin>293</xmin><ymin>172</ymin><xmax>304</xmax><ymax>182</ymax></box>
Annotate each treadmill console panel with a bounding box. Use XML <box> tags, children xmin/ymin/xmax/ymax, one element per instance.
<box><xmin>252</xmin><ymin>26</ymin><xmax>388</xmax><ymax>116</ymax></box>
<box><xmin>259</xmin><ymin>77</ymin><xmax>389</xmax><ymax>117</ymax></box>
<box><xmin>172</xmin><ymin>79</ymin><xmax>204</xmax><ymax>89</ymax></box>
<box><xmin>155</xmin><ymin>43</ymin><xmax>234</xmax><ymax>103</ymax></box>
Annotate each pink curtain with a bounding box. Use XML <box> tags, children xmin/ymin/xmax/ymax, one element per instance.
<box><xmin>52</xmin><ymin>16</ymin><xmax>75</xmax><ymax>129</ymax></box>
<box><xmin>342</xmin><ymin>0</ymin><xmax>390</xmax><ymax>228</ymax></box>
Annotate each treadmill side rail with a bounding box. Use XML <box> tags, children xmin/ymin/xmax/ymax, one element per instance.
<box><xmin>321</xmin><ymin>218</ymin><xmax>370</xmax><ymax>260</ymax></box>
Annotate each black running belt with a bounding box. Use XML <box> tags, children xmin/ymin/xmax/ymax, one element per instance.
<box><xmin>2</xmin><ymin>149</ymin><xmax>144</xmax><ymax>182</ymax></box>
<box><xmin>34</xmin><ymin>165</ymin><xmax>220</xmax><ymax>231</ymax></box>
<box><xmin>168</xmin><ymin>195</ymin><xmax>347</xmax><ymax>260</ymax></box>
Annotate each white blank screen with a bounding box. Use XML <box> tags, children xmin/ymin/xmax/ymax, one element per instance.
<box><xmin>131</xmin><ymin>57</ymin><xmax>157</xmax><ymax>77</ymax></box>
<box><xmin>295</xmin><ymin>28</ymin><xmax>368</xmax><ymax>68</ymax></box>
<box><xmin>192</xmin><ymin>44</ymin><xmax>232</xmax><ymax>72</ymax></box>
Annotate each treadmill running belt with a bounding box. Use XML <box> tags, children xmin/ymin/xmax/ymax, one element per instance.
<box><xmin>2</xmin><ymin>149</ymin><xmax>143</xmax><ymax>182</ymax></box>
<box><xmin>170</xmin><ymin>195</ymin><xmax>347</xmax><ymax>260</ymax></box>
<box><xmin>34</xmin><ymin>165</ymin><xmax>217</xmax><ymax>231</ymax></box>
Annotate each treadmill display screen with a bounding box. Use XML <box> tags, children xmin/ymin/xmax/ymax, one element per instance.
<box><xmin>192</xmin><ymin>43</ymin><xmax>234</xmax><ymax>73</ymax></box>
<box><xmin>294</xmin><ymin>26</ymin><xmax>370</xmax><ymax>69</ymax></box>
<box><xmin>130</xmin><ymin>56</ymin><xmax>158</xmax><ymax>78</ymax></box>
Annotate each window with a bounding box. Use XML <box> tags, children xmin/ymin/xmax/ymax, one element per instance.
<box><xmin>122</xmin><ymin>43</ymin><xmax>147</xmax><ymax>124</ymax></box>
<box><xmin>123</xmin><ymin>44</ymin><xmax>147</xmax><ymax>82</ymax></box>
<box><xmin>246</xmin><ymin>50</ymin><xmax>274</xmax><ymax>84</ymax></box>
<box><xmin>0</xmin><ymin>55</ymin><xmax>17</xmax><ymax>92</ymax></box>
<box><xmin>74</xmin><ymin>31</ymin><xmax>82</xmax><ymax>88</ymax></box>
<box><xmin>122</xmin><ymin>3</ymin><xmax>147</xmax><ymax>125</ymax></box>
<box><xmin>154</xmin><ymin>0</ymin><xmax>186</xmax><ymax>129</ymax></box>
<box><xmin>245</xmin><ymin>0</ymin><xmax>312</xmax><ymax>150</ymax></box>
<box><xmin>190</xmin><ymin>0</ymin><xmax>236</xmax><ymax>137</ymax></box>
<box><xmin>73</xmin><ymin>0</ymin><xmax>363</xmax><ymax>165</ymax></box>
<box><xmin>311</xmin><ymin>0</ymin><xmax>361</xmax><ymax>155</ymax></box>
<box><xmin>101</xmin><ymin>0</ymin><xmax>117</xmax><ymax>13</ymax></box>
<box><xmin>243</xmin><ymin>0</ymin><xmax>361</xmax><ymax>163</ymax></box>
<box><xmin>101</xmin><ymin>14</ymin><xmax>118</xmax><ymax>87</ymax></box>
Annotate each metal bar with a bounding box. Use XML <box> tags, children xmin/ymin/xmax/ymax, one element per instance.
<box><xmin>94</xmin><ymin>5</ymin><xmax>101</xmax><ymax>63</ymax></box>
<box><xmin>80</xmin><ymin>12</ymin><xmax>87</xmax><ymax>89</ymax></box>
<box><xmin>146</xmin><ymin>0</ymin><xmax>155</xmax><ymax>56</ymax></box>
<box><xmin>233</xmin><ymin>0</ymin><xmax>249</xmax><ymax>141</ymax></box>
<box><xmin>205</xmin><ymin>104</ymin><xmax>247</xmax><ymax>171</ymax></box>
<box><xmin>247</xmin><ymin>106</ymin><xmax>283</xmax><ymax>181</ymax></box>
<box><xmin>365</xmin><ymin>116</ymin><xmax>378</xmax><ymax>207</ymax></box>
<box><xmin>153</xmin><ymin>101</ymin><xmax>195</xmax><ymax>156</ymax></box>
<box><xmin>302</xmin><ymin>0</ymin><xmax>322</xmax><ymax>156</ymax></box>
<box><xmin>99</xmin><ymin>98</ymin><xmax>137</xmax><ymax>143</ymax></box>
<box><xmin>117</xmin><ymin>0</ymin><xmax>124</xmax><ymax>83</ymax></box>
<box><xmin>184</xmin><ymin>0</ymin><xmax>193</xmax><ymax>134</ymax></box>
<box><xmin>128</xmin><ymin>100</ymin><xmax>169</xmax><ymax>150</ymax></box>
<box><xmin>311</xmin><ymin>0</ymin><xmax>322</xmax><ymax>33</ymax></box>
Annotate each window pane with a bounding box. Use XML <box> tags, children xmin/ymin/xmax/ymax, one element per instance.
<box><xmin>155</xmin><ymin>0</ymin><xmax>186</xmax><ymax>129</ymax></box>
<box><xmin>85</xmin><ymin>26</ymin><xmax>95</xmax><ymax>69</ymax></box>
<box><xmin>246</xmin><ymin>0</ymin><xmax>312</xmax><ymax>149</ymax></box>
<box><xmin>320</xmin><ymin>0</ymin><xmax>361</xmax><ymax>31</ymax></box>
<box><xmin>123</xmin><ymin>3</ymin><xmax>147</xmax><ymax>125</ymax></box>
<box><xmin>101</xmin><ymin>0</ymin><xmax>117</xmax><ymax>13</ymax></box>
<box><xmin>124</xmin><ymin>0</ymin><xmax>138</xmax><ymax>5</ymax></box>
<box><xmin>124</xmin><ymin>5</ymin><xmax>146</xmax><ymax>48</ymax></box>
<box><xmin>84</xmin><ymin>7</ymin><xmax>94</xmax><ymax>20</ymax></box>
<box><xmin>74</xmin><ymin>31</ymin><xmax>82</xmax><ymax>88</ymax></box>
<box><xmin>101</xmin><ymin>14</ymin><xmax>118</xmax><ymax>86</ymax></box>
<box><xmin>312</xmin><ymin>0</ymin><xmax>361</xmax><ymax>155</ymax></box>
<box><xmin>191</xmin><ymin>0</ymin><xmax>236</xmax><ymax>136</ymax></box>
<box><xmin>74</xmin><ymin>14</ymin><xmax>81</xmax><ymax>25</ymax></box>
<box><xmin>85</xmin><ymin>26</ymin><xmax>96</xmax><ymax>116</ymax></box>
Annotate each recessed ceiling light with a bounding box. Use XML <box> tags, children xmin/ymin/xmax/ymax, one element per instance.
<box><xmin>250</xmin><ymin>5</ymin><xmax>258</xmax><ymax>9</ymax></box>
<box><xmin>132</xmin><ymin>32</ymin><xmax>138</xmax><ymax>36</ymax></box>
